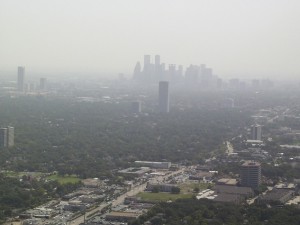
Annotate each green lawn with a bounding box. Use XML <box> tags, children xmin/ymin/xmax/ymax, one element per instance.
<box><xmin>137</xmin><ymin>192</ymin><xmax>193</xmax><ymax>202</ymax></box>
<box><xmin>1</xmin><ymin>170</ymin><xmax>19</xmax><ymax>177</ymax></box>
<box><xmin>47</xmin><ymin>174</ymin><xmax>81</xmax><ymax>184</ymax></box>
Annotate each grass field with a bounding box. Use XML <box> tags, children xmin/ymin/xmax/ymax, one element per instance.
<box><xmin>136</xmin><ymin>192</ymin><xmax>193</xmax><ymax>202</ymax></box>
<box><xmin>47</xmin><ymin>174</ymin><xmax>81</xmax><ymax>184</ymax></box>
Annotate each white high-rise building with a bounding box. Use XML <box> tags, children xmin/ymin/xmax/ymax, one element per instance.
<box><xmin>7</xmin><ymin>126</ymin><xmax>14</xmax><ymax>147</ymax></box>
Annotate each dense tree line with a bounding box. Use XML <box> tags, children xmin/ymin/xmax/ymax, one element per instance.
<box><xmin>0</xmin><ymin>174</ymin><xmax>80</xmax><ymax>223</ymax></box>
<box><xmin>0</xmin><ymin>95</ymin><xmax>251</xmax><ymax>178</ymax></box>
<box><xmin>129</xmin><ymin>198</ymin><xmax>300</xmax><ymax>225</ymax></box>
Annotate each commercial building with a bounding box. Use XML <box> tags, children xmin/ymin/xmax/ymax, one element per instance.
<box><xmin>134</xmin><ymin>161</ymin><xmax>171</xmax><ymax>169</ymax></box>
<box><xmin>0</xmin><ymin>126</ymin><xmax>14</xmax><ymax>147</ymax></box>
<box><xmin>106</xmin><ymin>211</ymin><xmax>142</xmax><ymax>222</ymax></box>
<box><xmin>240</xmin><ymin>161</ymin><xmax>261</xmax><ymax>189</ymax></box>
<box><xmin>118</xmin><ymin>167</ymin><xmax>151</xmax><ymax>178</ymax></box>
<box><xmin>251</xmin><ymin>124</ymin><xmax>262</xmax><ymax>140</ymax></box>
<box><xmin>158</xmin><ymin>81</ymin><xmax>169</xmax><ymax>113</ymax></box>
<box><xmin>258</xmin><ymin>188</ymin><xmax>294</xmax><ymax>204</ymax></box>
<box><xmin>146</xmin><ymin>183</ymin><xmax>178</xmax><ymax>192</ymax></box>
<box><xmin>7</xmin><ymin>126</ymin><xmax>14</xmax><ymax>147</ymax></box>
<box><xmin>18</xmin><ymin>66</ymin><xmax>25</xmax><ymax>92</ymax></box>
<box><xmin>0</xmin><ymin>128</ymin><xmax>8</xmax><ymax>147</ymax></box>
<box><xmin>131</xmin><ymin>101</ymin><xmax>141</xmax><ymax>113</ymax></box>
<box><xmin>40</xmin><ymin>78</ymin><xmax>47</xmax><ymax>90</ymax></box>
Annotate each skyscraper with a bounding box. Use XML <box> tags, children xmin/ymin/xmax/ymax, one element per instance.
<box><xmin>131</xmin><ymin>101</ymin><xmax>141</xmax><ymax>113</ymax></box>
<box><xmin>40</xmin><ymin>78</ymin><xmax>47</xmax><ymax>90</ymax></box>
<box><xmin>155</xmin><ymin>55</ymin><xmax>160</xmax><ymax>66</ymax></box>
<box><xmin>0</xmin><ymin>127</ymin><xmax>14</xmax><ymax>147</ymax></box>
<box><xmin>17</xmin><ymin>66</ymin><xmax>25</xmax><ymax>92</ymax></box>
<box><xmin>0</xmin><ymin>128</ymin><xmax>8</xmax><ymax>147</ymax></box>
<box><xmin>7</xmin><ymin>126</ymin><xmax>14</xmax><ymax>147</ymax></box>
<box><xmin>240</xmin><ymin>161</ymin><xmax>261</xmax><ymax>189</ymax></box>
<box><xmin>133</xmin><ymin>62</ymin><xmax>142</xmax><ymax>80</ymax></box>
<box><xmin>251</xmin><ymin>124</ymin><xmax>262</xmax><ymax>140</ymax></box>
<box><xmin>158</xmin><ymin>81</ymin><xmax>169</xmax><ymax>113</ymax></box>
<box><xmin>144</xmin><ymin>55</ymin><xmax>151</xmax><ymax>69</ymax></box>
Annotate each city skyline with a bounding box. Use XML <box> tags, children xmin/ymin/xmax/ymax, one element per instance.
<box><xmin>1</xmin><ymin>1</ymin><xmax>300</xmax><ymax>79</ymax></box>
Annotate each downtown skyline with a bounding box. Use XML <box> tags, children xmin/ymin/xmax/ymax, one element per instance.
<box><xmin>0</xmin><ymin>0</ymin><xmax>300</xmax><ymax>80</ymax></box>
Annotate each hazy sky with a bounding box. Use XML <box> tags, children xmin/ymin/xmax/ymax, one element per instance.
<box><xmin>0</xmin><ymin>0</ymin><xmax>299</xmax><ymax>79</ymax></box>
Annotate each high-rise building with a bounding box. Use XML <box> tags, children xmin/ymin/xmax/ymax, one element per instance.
<box><xmin>7</xmin><ymin>126</ymin><xmax>14</xmax><ymax>147</ymax></box>
<box><xmin>131</xmin><ymin>101</ymin><xmax>141</xmax><ymax>113</ymax></box>
<box><xmin>251</xmin><ymin>124</ymin><xmax>262</xmax><ymax>140</ymax></box>
<box><xmin>40</xmin><ymin>78</ymin><xmax>47</xmax><ymax>90</ymax></box>
<box><xmin>144</xmin><ymin>55</ymin><xmax>151</xmax><ymax>68</ymax></box>
<box><xmin>0</xmin><ymin>128</ymin><xmax>8</xmax><ymax>147</ymax></box>
<box><xmin>158</xmin><ymin>81</ymin><xmax>169</xmax><ymax>113</ymax></box>
<box><xmin>240</xmin><ymin>161</ymin><xmax>261</xmax><ymax>189</ymax></box>
<box><xmin>133</xmin><ymin>62</ymin><xmax>142</xmax><ymax>80</ymax></box>
<box><xmin>17</xmin><ymin>66</ymin><xmax>25</xmax><ymax>92</ymax></box>
<box><xmin>0</xmin><ymin>127</ymin><xmax>14</xmax><ymax>147</ymax></box>
<box><xmin>155</xmin><ymin>55</ymin><xmax>160</xmax><ymax>66</ymax></box>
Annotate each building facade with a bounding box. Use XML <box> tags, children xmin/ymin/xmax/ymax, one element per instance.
<box><xmin>0</xmin><ymin>126</ymin><xmax>14</xmax><ymax>147</ymax></box>
<box><xmin>158</xmin><ymin>81</ymin><xmax>169</xmax><ymax>113</ymax></box>
<box><xmin>251</xmin><ymin>124</ymin><xmax>262</xmax><ymax>140</ymax></box>
<box><xmin>240</xmin><ymin>161</ymin><xmax>261</xmax><ymax>189</ymax></box>
<box><xmin>18</xmin><ymin>66</ymin><xmax>25</xmax><ymax>92</ymax></box>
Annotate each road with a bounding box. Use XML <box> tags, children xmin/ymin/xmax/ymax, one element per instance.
<box><xmin>226</xmin><ymin>141</ymin><xmax>234</xmax><ymax>155</ymax></box>
<box><xmin>68</xmin><ymin>183</ymin><xmax>147</xmax><ymax>225</ymax></box>
<box><xmin>69</xmin><ymin>168</ymin><xmax>184</xmax><ymax>225</ymax></box>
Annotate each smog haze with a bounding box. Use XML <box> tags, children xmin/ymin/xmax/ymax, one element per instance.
<box><xmin>0</xmin><ymin>0</ymin><xmax>299</xmax><ymax>79</ymax></box>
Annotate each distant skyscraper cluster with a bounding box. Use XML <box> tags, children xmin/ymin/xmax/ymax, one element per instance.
<box><xmin>0</xmin><ymin>126</ymin><xmax>14</xmax><ymax>147</ymax></box>
<box><xmin>16</xmin><ymin>66</ymin><xmax>48</xmax><ymax>93</ymax></box>
<box><xmin>132</xmin><ymin>55</ymin><xmax>275</xmax><ymax>90</ymax></box>
<box><xmin>133</xmin><ymin>55</ymin><xmax>204</xmax><ymax>84</ymax></box>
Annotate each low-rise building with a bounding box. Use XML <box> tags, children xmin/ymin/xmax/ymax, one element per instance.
<box><xmin>146</xmin><ymin>183</ymin><xmax>178</xmax><ymax>192</ymax></box>
<box><xmin>106</xmin><ymin>211</ymin><xmax>142</xmax><ymax>222</ymax></box>
<box><xmin>258</xmin><ymin>188</ymin><xmax>294</xmax><ymax>204</ymax></box>
<box><xmin>134</xmin><ymin>161</ymin><xmax>171</xmax><ymax>169</ymax></box>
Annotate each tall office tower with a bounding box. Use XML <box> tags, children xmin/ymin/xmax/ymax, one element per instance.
<box><xmin>40</xmin><ymin>78</ymin><xmax>47</xmax><ymax>90</ymax></box>
<box><xmin>7</xmin><ymin>126</ymin><xmax>14</xmax><ymax>147</ymax></box>
<box><xmin>185</xmin><ymin>65</ymin><xmax>200</xmax><ymax>84</ymax></box>
<box><xmin>131</xmin><ymin>101</ymin><xmax>141</xmax><ymax>113</ymax></box>
<box><xmin>158</xmin><ymin>81</ymin><xmax>169</xmax><ymax>113</ymax></box>
<box><xmin>251</xmin><ymin>124</ymin><xmax>262</xmax><ymax>140</ymax></box>
<box><xmin>177</xmin><ymin>65</ymin><xmax>183</xmax><ymax>77</ymax></box>
<box><xmin>0</xmin><ymin>128</ymin><xmax>8</xmax><ymax>147</ymax></box>
<box><xmin>17</xmin><ymin>66</ymin><xmax>25</xmax><ymax>92</ymax></box>
<box><xmin>155</xmin><ymin>55</ymin><xmax>160</xmax><ymax>66</ymax></box>
<box><xmin>240</xmin><ymin>161</ymin><xmax>261</xmax><ymax>189</ymax></box>
<box><xmin>133</xmin><ymin>62</ymin><xmax>142</xmax><ymax>80</ymax></box>
<box><xmin>144</xmin><ymin>55</ymin><xmax>151</xmax><ymax>69</ymax></box>
<box><xmin>143</xmin><ymin>55</ymin><xmax>152</xmax><ymax>81</ymax></box>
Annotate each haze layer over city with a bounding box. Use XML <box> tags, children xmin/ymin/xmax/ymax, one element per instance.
<box><xmin>1</xmin><ymin>0</ymin><xmax>300</xmax><ymax>79</ymax></box>
<box><xmin>1</xmin><ymin>1</ymin><xmax>300</xmax><ymax>225</ymax></box>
